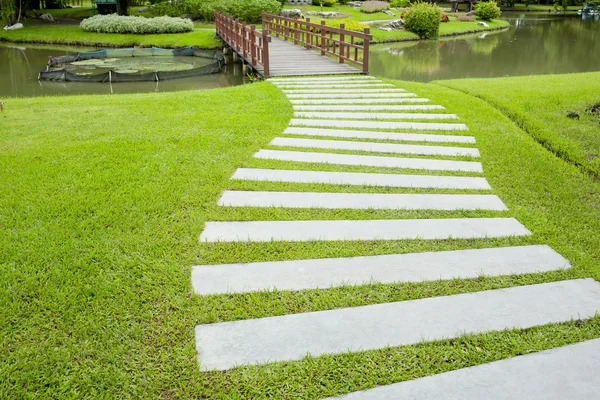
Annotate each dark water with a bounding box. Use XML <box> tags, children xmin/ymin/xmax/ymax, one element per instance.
<box><xmin>370</xmin><ymin>13</ymin><xmax>600</xmax><ymax>82</ymax></box>
<box><xmin>0</xmin><ymin>43</ymin><xmax>245</xmax><ymax>98</ymax></box>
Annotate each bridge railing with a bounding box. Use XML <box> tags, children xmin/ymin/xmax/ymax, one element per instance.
<box><xmin>261</xmin><ymin>13</ymin><xmax>372</xmax><ymax>74</ymax></box>
<box><xmin>215</xmin><ymin>11</ymin><xmax>271</xmax><ymax>78</ymax></box>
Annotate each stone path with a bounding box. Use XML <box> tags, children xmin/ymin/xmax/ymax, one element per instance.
<box><xmin>193</xmin><ymin>76</ymin><xmax>600</xmax><ymax>396</ymax></box>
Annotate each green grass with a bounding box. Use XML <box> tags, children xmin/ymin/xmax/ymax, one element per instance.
<box><xmin>283</xmin><ymin>4</ymin><xmax>400</xmax><ymax>21</ymax></box>
<box><xmin>39</xmin><ymin>6</ymin><xmax>97</xmax><ymax>19</ymax></box>
<box><xmin>372</xmin><ymin>17</ymin><xmax>510</xmax><ymax>43</ymax></box>
<box><xmin>2</xmin><ymin>75</ymin><xmax>600</xmax><ymax>397</ymax></box>
<box><xmin>435</xmin><ymin>73</ymin><xmax>600</xmax><ymax>177</ymax></box>
<box><xmin>0</xmin><ymin>25</ymin><xmax>220</xmax><ymax>49</ymax></box>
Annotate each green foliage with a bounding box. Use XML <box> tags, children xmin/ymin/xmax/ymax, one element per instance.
<box><xmin>326</xmin><ymin>19</ymin><xmax>368</xmax><ymax>32</ymax></box>
<box><xmin>312</xmin><ymin>0</ymin><xmax>337</xmax><ymax>6</ymax></box>
<box><xmin>80</xmin><ymin>14</ymin><xmax>194</xmax><ymax>34</ymax></box>
<box><xmin>475</xmin><ymin>0</ymin><xmax>501</xmax><ymax>21</ymax></box>
<box><xmin>0</xmin><ymin>0</ymin><xmax>17</xmax><ymax>26</ymax></box>
<box><xmin>359</xmin><ymin>0</ymin><xmax>391</xmax><ymax>13</ymax></box>
<box><xmin>391</xmin><ymin>0</ymin><xmax>411</xmax><ymax>7</ymax></box>
<box><xmin>403</xmin><ymin>1</ymin><xmax>441</xmax><ymax>39</ymax></box>
<box><xmin>184</xmin><ymin>0</ymin><xmax>281</xmax><ymax>22</ymax></box>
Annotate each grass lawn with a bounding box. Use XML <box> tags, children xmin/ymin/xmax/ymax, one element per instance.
<box><xmin>2</xmin><ymin>74</ymin><xmax>600</xmax><ymax>397</ymax></box>
<box><xmin>283</xmin><ymin>3</ymin><xmax>400</xmax><ymax>21</ymax></box>
<box><xmin>0</xmin><ymin>25</ymin><xmax>221</xmax><ymax>49</ymax></box>
<box><xmin>372</xmin><ymin>17</ymin><xmax>510</xmax><ymax>43</ymax></box>
<box><xmin>435</xmin><ymin>73</ymin><xmax>600</xmax><ymax>177</ymax></box>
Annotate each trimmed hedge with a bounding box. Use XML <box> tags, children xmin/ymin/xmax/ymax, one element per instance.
<box><xmin>475</xmin><ymin>0</ymin><xmax>502</xmax><ymax>21</ymax></box>
<box><xmin>403</xmin><ymin>2</ymin><xmax>441</xmax><ymax>39</ymax></box>
<box><xmin>80</xmin><ymin>14</ymin><xmax>193</xmax><ymax>34</ymax></box>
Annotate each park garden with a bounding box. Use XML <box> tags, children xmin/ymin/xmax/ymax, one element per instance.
<box><xmin>1</xmin><ymin>0</ymin><xmax>600</xmax><ymax>398</ymax></box>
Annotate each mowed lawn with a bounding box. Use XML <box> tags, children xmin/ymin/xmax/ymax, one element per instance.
<box><xmin>1</xmin><ymin>76</ymin><xmax>600</xmax><ymax>397</ymax></box>
<box><xmin>436</xmin><ymin>72</ymin><xmax>600</xmax><ymax>176</ymax></box>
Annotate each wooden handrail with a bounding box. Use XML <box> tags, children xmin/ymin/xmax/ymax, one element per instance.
<box><xmin>215</xmin><ymin>11</ymin><xmax>271</xmax><ymax>78</ymax></box>
<box><xmin>262</xmin><ymin>12</ymin><xmax>372</xmax><ymax>74</ymax></box>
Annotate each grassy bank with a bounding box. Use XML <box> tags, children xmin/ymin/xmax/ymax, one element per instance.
<box><xmin>0</xmin><ymin>25</ymin><xmax>220</xmax><ymax>49</ymax></box>
<box><xmin>2</xmin><ymin>75</ymin><xmax>600</xmax><ymax>397</ymax></box>
<box><xmin>435</xmin><ymin>73</ymin><xmax>600</xmax><ymax>176</ymax></box>
<box><xmin>372</xmin><ymin>17</ymin><xmax>509</xmax><ymax>42</ymax></box>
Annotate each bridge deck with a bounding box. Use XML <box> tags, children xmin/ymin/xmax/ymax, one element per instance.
<box><xmin>255</xmin><ymin>37</ymin><xmax>361</xmax><ymax>78</ymax></box>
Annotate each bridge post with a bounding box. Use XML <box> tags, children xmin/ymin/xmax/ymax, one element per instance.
<box><xmin>263</xmin><ymin>23</ymin><xmax>271</xmax><ymax>79</ymax></box>
<box><xmin>305</xmin><ymin>18</ymin><xmax>311</xmax><ymax>50</ymax></box>
<box><xmin>242</xmin><ymin>22</ymin><xmax>247</xmax><ymax>60</ymax></box>
<box><xmin>250</xmin><ymin>25</ymin><xmax>257</xmax><ymax>66</ymax></box>
<box><xmin>363</xmin><ymin>27</ymin><xmax>370</xmax><ymax>74</ymax></box>
<box><xmin>320</xmin><ymin>21</ymin><xmax>326</xmax><ymax>56</ymax></box>
<box><xmin>339</xmin><ymin>23</ymin><xmax>345</xmax><ymax>64</ymax></box>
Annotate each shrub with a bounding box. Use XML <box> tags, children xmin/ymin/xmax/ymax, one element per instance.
<box><xmin>152</xmin><ymin>2</ymin><xmax>185</xmax><ymax>17</ymax></box>
<box><xmin>312</xmin><ymin>0</ymin><xmax>337</xmax><ymax>6</ymax></box>
<box><xmin>185</xmin><ymin>0</ymin><xmax>281</xmax><ymax>22</ymax></box>
<box><xmin>360</xmin><ymin>1</ymin><xmax>391</xmax><ymax>13</ymax></box>
<box><xmin>403</xmin><ymin>2</ymin><xmax>441</xmax><ymax>39</ymax></box>
<box><xmin>440</xmin><ymin>12</ymin><xmax>449</xmax><ymax>22</ymax></box>
<box><xmin>326</xmin><ymin>19</ymin><xmax>368</xmax><ymax>32</ymax></box>
<box><xmin>475</xmin><ymin>0</ymin><xmax>501</xmax><ymax>20</ymax></box>
<box><xmin>391</xmin><ymin>0</ymin><xmax>410</xmax><ymax>7</ymax></box>
<box><xmin>80</xmin><ymin>14</ymin><xmax>194</xmax><ymax>34</ymax></box>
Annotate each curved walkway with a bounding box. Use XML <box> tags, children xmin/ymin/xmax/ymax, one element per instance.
<box><xmin>192</xmin><ymin>76</ymin><xmax>600</xmax><ymax>397</ymax></box>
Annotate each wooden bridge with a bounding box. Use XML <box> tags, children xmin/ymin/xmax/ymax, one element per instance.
<box><xmin>215</xmin><ymin>12</ymin><xmax>372</xmax><ymax>78</ymax></box>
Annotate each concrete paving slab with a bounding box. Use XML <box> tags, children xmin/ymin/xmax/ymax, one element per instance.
<box><xmin>286</xmin><ymin>94</ymin><xmax>418</xmax><ymax>99</ymax></box>
<box><xmin>293</xmin><ymin>105</ymin><xmax>445</xmax><ymax>111</ymax></box>
<box><xmin>231</xmin><ymin>168</ymin><xmax>491</xmax><ymax>189</ymax></box>
<box><xmin>269</xmin><ymin>138</ymin><xmax>479</xmax><ymax>157</ymax></box>
<box><xmin>218</xmin><ymin>191</ymin><xmax>507</xmax><ymax>210</ymax></box>
<box><xmin>290</xmin><ymin>98</ymin><xmax>430</xmax><ymax>104</ymax></box>
<box><xmin>283</xmin><ymin>127</ymin><xmax>475</xmax><ymax>143</ymax></box>
<box><xmin>294</xmin><ymin>112</ymin><xmax>458</xmax><ymax>120</ymax></box>
<box><xmin>289</xmin><ymin>119</ymin><xmax>469</xmax><ymax>131</ymax></box>
<box><xmin>270</xmin><ymin>76</ymin><xmax>377</xmax><ymax>82</ymax></box>
<box><xmin>254</xmin><ymin>150</ymin><xmax>484</xmax><ymax>172</ymax></box>
<box><xmin>191</xmin><ymin>245</ymin><xmax>570</xmax><ymax>295</ymax></box>
<box><xmin>283</xmin><ymin>89</ymin><xmax>407</xmax><ymax>94</ymax></box>
<box><xmin>195</xmin><ymin>279</ymin><xmax>600</xmax><ymax>370</ymax></box>
<box><xmin>326</xmin><ymin>338</ymin><xmax>600</xmax><ymax>400</ymax></box>
<box><xmin>198</xmin><ymin>217</ymin><xmax>531</xmax><ymax>242</ymax></box>
<box><xmin>276</xmin><ymin>84</ymin><xmax>393</xmax><ymax>89</ymax></box>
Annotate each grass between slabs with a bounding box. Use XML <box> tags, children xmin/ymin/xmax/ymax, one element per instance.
<box><xmin>0</xmin><ymin>25</ymin><xmax>221</xmax><ymax>49</ymax></box>
<box><xmin>434</xmin><ymin>72</ymin><xmax>600</xmax><ymax>177</ymax></box>
<box><xmin>1</xmin><ymin>76</ymin><xmax>600</xmax><ymax>397</ymax></box>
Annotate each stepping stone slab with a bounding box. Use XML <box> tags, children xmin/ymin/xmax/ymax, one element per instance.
<box><xmin>326</xmin><ymin>338</ymin><xmax>600</xmax><ymax>400</ymax></box>
<box><xmin>283</xmin><ymin>127</ymin><xmax>475</xmax><ymax>143</ymax></box>
<box><xmin>269</xmin><ymin>138</ymin><xmax>480</xmax><ymax>157</ymax></box>
<box><xmin>198</xmin><ymin>217</ymin><xmax>530</xmax><ymax>242</ymax></box>
<box><xmin>218</xmin><ymin>191</ymin><xmax>507</xmax><ymax>210</ymax></box>
<box><xmin>191</xmin><ymin>245</ymin><xmax>569</xmax><ymax>295</ymax></box>
<box><xmin>254</xmin><ymin>150</ymin><xmax>484</xmax><ymax>172</ymax></box>
<box><xmin>195</xmin><ymin>279</ymin><xmax>600</xmax><ymax>370</ymax></box>
<box><xmin>286</xmin><ymin>94</ymin><xmax>418</xmax><ymax>99</ymax></box>
<box><xmin>283</xmin><ymin>89</ymin><xmax>407</xmax><ymax>94</ymax></box>
<box><xmin>290</xmin><ymin>119</ymin><xmax>469</xmax><ymax>131</ymax></box>
<box><xmin>293</xmin><ymin>105</ymin><xmax>445</xmax><ymax>111</ymax></box>
<box><xmin>276</xmin><ymin>84</ymin><xmax>393</xmax><ymax>89</ymax></box>
<box><xmin>270</xmin><ymin>76</ymin><xmax>377</xmax><ymax>82</ymax></box>
<box><xmin>290</xmin><ymin>98</ymin><xmax>430</xmax><ymax>104</ymax></box>
<box><xmin>231</xmin><ymin>168</ymin><xmax>492</xmax><ymax>189</ymax></box>
<box><xmin>294</xmin><ymin>112</ymin><xmax>458</xmax><ymax>120</ymax></box>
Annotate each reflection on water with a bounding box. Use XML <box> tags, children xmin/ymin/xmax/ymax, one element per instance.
<box><xmin>370</xmin><ymin>13</ymin><xmax>600</xmax><ymax>81</ymax></box>
<box><xmin>0</xmin><ymin>43</ymin><xmax>245</xmax><ymax>98</ymax></box>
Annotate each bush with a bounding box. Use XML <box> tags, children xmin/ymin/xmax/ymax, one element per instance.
<box><xmin>360</xmin><ymin>1</ymin><xmax>391</xmax><ymax>13</ymax></box>
<box><xmin>152</xmin><ymin>2</ymin><xmax>185</xmax><ymax>17</ymax></box>
<box><xmin>312</xmin><ymin>0</ymin><xmax>337</xmax><ymax>6</ymax></box>
<box><xmin>326</xmin><ymin>19</ymin><xmax>368</xmax><ymax>32</ymax></box>
<box><xmin>403</xmin><ymin>2</ymin><xmax>441</xmax><ymax>39</ymax></box>
<box><xmin>185</xmin><ymin>0</ymin><xmax>281</xmax><ymax>22</ymax></box>
<box><xmin>440</xmin><ymin>12</ymin><xmax>449</xmax><ymax>22</ymax></box>
<box><xmin>475</xmin><ymin>0</ymin><xmax>501</xmax><ymax>20</ymax></box>
<box><xmin>80</xmin><ymin>14</ymin><xmax>194</xmax><ymax>34</ymax></box>
<box><xmin>391</xmin><ymin>0</ymin><xmax>411</xmax><ymax>7</ymax></box>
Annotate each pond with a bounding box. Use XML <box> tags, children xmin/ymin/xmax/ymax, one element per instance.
<box><xmin>0</xmin><ymin>43</ymin><xmax>244</xmax><ymax>98</ymax></box>
<box><xmin>370</xmin><ymin>13</ymin><xmax>600</xmax><ymax>82</ymax></box>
